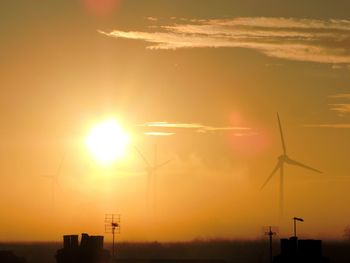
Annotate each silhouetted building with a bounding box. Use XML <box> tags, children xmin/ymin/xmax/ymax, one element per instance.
<box><xmin>273</xmin><ymin>237</ymin><xmax>329</xmax><ymax>263</ymax></box>
<box><xmin>56</xmin><ymin>233</ymin><xmax>111</xmax><ymax>263</ymax></box>
<box><xmin>0</xmin><ymin>251</ymin><xmax>26</xmax><ymax>263</ymax></box>
<box><xmin>149</xmin><ymin>260</ymin><xmax>226</xmax><ymax>263</ymax></box>
<box><xmin>114</xmin><ymin>259</ymin><xmax>226</xmax><ymax>263</ymax></box>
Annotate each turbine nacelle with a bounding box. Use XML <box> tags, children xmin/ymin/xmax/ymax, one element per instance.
<box><xmin>278</xmin><ymin>154</ymin><xmax>287</xmax><ymax>162</ymax></box>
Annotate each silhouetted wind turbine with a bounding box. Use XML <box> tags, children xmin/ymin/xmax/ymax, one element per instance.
<box><xmin>42</xmin><ymin>155</ymin><xmax>65</xmax><ymax>208</ymax></box>
<box><xmin>261</xmin><ymin>113</ymin><xmax>322</xmax><ymax>215</ymax></box>
<box><xmin>134</xmin><ymin>145</ymin><xmax>170</xmax><ymax>215</ymax></box>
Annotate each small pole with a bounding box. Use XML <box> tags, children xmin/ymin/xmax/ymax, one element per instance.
<box><xmin>112</xmin><ymin>223</ymin><xmax>115</xmax><ymax>259</ymax></box>
<box><xmin>292</xmin><ymin>217</ymin><xmax>304</xmax><ymax>237</ymax></box>
<box><xmin>105</xmin><ymin>214</ymin><xmax>120</xmax><ymax>261</ymax></box>
<box><xmin>265</xmin><ymin>226</ymin><xmax>276</xmax><ymax>263</ymax></box>
<box><xmin>112</xmin><ymin>214</ymin><xmax>115</xmax><ymax>259</ymax></box>
<box><xmin>111</xmin><ymin>222</ymin><xmax>119</xmax><ymax>260</ymax></box>
<box><xmin>269</xmin><ymin>227</ymin><xmax>273</xmax><ymax>263</ymax></box>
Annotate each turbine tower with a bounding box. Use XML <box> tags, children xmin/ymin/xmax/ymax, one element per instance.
<box><xmin>134</xmin><ymin>145</ymin><xmax>170</xmax><ymax>216</ymax></box>
<box><xmin>261</xmin><ymin>113</ymin><xmax>322</xmax><ymax>215</ymax></box>
<box><xmin>42</xmin><ymin>155</ymin><xmax>65</xmax><ymax>208</ymax></box>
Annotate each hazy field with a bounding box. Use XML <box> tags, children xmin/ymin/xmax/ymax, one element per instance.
<box><xmin>1</xmin><ymin>240</ymin><xmax>350</xmax><ymax>263</ymax></box>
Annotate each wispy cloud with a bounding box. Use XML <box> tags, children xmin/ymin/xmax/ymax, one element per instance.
<box><xmin>331</xmin><ymin>64</ymin><xmax>350</xmax><ymax>70</ymax></box>
<box><xmin>329</xmin><ymin>104</ymin><xmax>350</xmax><ymax>114</ymax></box>
<box><xmin>306</xmin><ymin>124</ymin><xmax>350</xmax><ymax>128</ymax></box>
<box><xmin>308</xmin><ymin>92</ymin><xmax>350</xmax><ymax>128</ymax></box>
<box><xmin>329</xmin><ymin>93</ymin><xmax>350</xmax><ymax>99</ymax></box>
<box><xmin>139</xmin><ymin>122</ymin><xmax>250</xmax><ymax>133</ymax></box>
<box><xmin>146</xmin><ymin>17</ymin><xmax>158</xmax><ymax>21</ymax></box>
<box><xmin>328</xmin><ymin>93</ymin><xmax>350</xmax><ymax>114</ymax></box>
<box><xmin>144</xmin><ymin>132</ymin><xmax>175</xmax><ymax>136</ymax></box>
<box><xmin>100</xmin><ymin>17</ymin><xmax>350</xmax><ymax>64</ymax></box>
<box><xmin>137</xmin><ymin>122</ymin><xmax>254</xmax><ymax>136</ymax></box>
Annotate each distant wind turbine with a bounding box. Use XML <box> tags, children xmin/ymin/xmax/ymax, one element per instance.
<box><xmin>261</xmin><ymin>113</ymin><xmax>322</xmax><ymax>215</ymax></box>
<box><xmin>134</xmin><ymin>145</ymin><xmax>170</xmax><ymax>216</ymax></box>
<box><xmin>42</xmin><ymin>155</ymin><xmax>65</xmax><ymax>208</ymax></box>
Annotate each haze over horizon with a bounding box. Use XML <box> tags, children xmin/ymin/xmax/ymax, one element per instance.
<box><xmin>1</xmin><ymin>0</ymin><xmax>350</xmax><ymax>242</ymax></box>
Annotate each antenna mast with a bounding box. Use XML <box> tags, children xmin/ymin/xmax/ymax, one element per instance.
<box><xmin>105</xmin><ymin>214</ymin><xmax>121</xmax><ymax>260</ymax></box>
<box><xmin>264</xmin><ymin>226</ymin><xmax>277</xmax><ymax>263</ymax></box>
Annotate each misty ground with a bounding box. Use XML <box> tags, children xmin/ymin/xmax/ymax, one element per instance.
<box><xmin>0</xmin><ymin>240</ymin><xmax>350</xmax><ymax>263</ymax></box>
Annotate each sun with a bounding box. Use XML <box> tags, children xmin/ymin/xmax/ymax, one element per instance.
<box><xmin>86</xmin><ymin>119</ymin><xmax>130</xmax><ymax>165</ymax></box>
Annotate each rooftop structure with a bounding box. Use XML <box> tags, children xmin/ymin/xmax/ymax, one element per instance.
<box><xmin>273</xmin><ymin>236</ymin><xmax>329</xmax><ymax>263</ymax></box>
<box><xmin>0</xmin><ymin>250</ymin><xmax>26</xmax><ymax>263</ymax></box>
<box><xmin>56</xmin><ymin>233</ymin><xmax>111</xmax><ymax>263</ymax></box>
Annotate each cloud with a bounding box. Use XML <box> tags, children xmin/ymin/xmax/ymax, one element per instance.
<box><xmin>144</xmin><ymin>132</ymin><xmax>175</xmax><ymax>136</ymax></box>
<box><xmin>331</xmin><ymin>64</ymin><xmax>350</xmax><ymax>70</ymax></box>
<box><xmin>146</xmin><ymin>17</ymin><xmax>158</xmax><ymax>21</ymax></box>
<box><xmin>232</xmin><ymin>132</ymin><xmax>258</xmax><ymax>137</ymax></box>
<box><xmin>329</xmin><ymin>104</ymin><xmax>350</xmax><ymax>114</ymax></box>
<box><xmin>137</xmin><ymin>122</ymin><xmax>254</xmax><ymax>136</ymax></box>
<box><xmin>139</xmin><ymin>122</ymin><xmax>251</xmax><ymax>133</ymax></box>
<box><xmin>100</xmin><ymin>17</ymin><xmax>350</xmax><ymax>64</ymax></box>
<box><xmin>329</xmin><ymin>93</ymin><xmax>350</xmax><ymax>99</ymax></box>
<box><xmin>307</xmin><ymin>93</ymin><xmax>350</xmax><ymax>128</ymax></box>
<box><xmin>328</xmin><ymin>93</ymin><xmax>350</xmax><ymax>114</ymax></box>
<box><xmin>306</xmin><ymin>124</ymin><xmax>350</xmax><ymax>128</ymax></box>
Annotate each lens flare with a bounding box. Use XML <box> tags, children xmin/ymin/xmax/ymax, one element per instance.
<box><xmin>83</xmin><ymin>0</ymin><xmax>121</xmax><ymax>17</ymax></box>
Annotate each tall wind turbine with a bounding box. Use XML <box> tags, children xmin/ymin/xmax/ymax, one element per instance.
<box><xmin>134</xmin><ymin>145</ymin><xmax>170</xmax><ymax>215</ymax></box>
<box><xmin>42</xmin><ymin>155</ymin><xmax>65</xmax><ymax>208</ymax></box>
<box><xmin>261</xmin><ymin>113</ymin><xmax>322</xmax><ymax>215</ymax></box>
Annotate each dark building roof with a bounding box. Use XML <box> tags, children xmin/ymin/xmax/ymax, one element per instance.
<box><xmin>114</xmin><ymin>259</ymin><xmax>226</xmax><ymax>263</ymax></box>
<box><xmin>0</xmin><ymin>250</ymin><xmax>26</xmax><ymax>263</ymax></box>
<box><xmin>273</xmin><ymin>237</ymin><xmax>329</xmax><ymax>263</ymax></box>
<box><xmin>56</xmin><ymin>233</ymin><xmax>111</xmax><ymax>263</ymax></box>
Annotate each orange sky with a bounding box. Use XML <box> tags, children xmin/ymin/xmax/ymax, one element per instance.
<box><xmin>1</xmin><ymin>0</ymin><xmax>350</xmax><ymax>241</ymax></box>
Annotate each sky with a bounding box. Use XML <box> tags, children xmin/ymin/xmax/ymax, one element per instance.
<box><xmin>1</xmin><ymin>0</ymin><xmax>350</xmax><ymax>242</ymax></box>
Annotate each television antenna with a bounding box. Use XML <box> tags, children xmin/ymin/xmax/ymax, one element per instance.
<box><xmin>105</xmin><ymin>214</ymin><xmax>120</xmax><ymax>259</ymax></box>
<box><xmin>264</xmin><ymin>226</ymin><xmax>278</xmax><ymax>263</ymax></box>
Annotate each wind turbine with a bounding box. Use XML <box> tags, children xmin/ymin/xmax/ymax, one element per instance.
<box><xmin>134</xmin><ymin>145</ymin><xmax>170</xmax><ymax>215</ymax></box>
<box><xmin>42</xmin><ymin>155</ymin><xmax>65</xmax><ymax>208</ymax></box>
<box><xmin>261</xmin><ymin>113</ymin><xmax>322</xmax><ymax>215</ymax></box>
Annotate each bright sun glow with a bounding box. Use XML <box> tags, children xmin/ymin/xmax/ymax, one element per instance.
<box><xmin>86</xmin><ymin>119</ymin><xmax>130</xmax><ymax>165</ymax></box>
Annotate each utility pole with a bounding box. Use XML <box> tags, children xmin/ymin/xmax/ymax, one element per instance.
<box><xmin>265</xmin><ymin>226</ymin><xmax>276</xmax><ymax>263</ymax></box>
<box><xmin>105</xmin><ymin>214</ymin><xmax>121</xmax><ymax>260</ymax></box>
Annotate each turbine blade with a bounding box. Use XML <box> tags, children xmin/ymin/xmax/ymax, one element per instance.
<box><xmin>261</xmin><ymin>161</ymin><xmax>282</xmax><ymax>190</ymax></box>
<box><xmin>286</xmin><ymin>158</ymin><xmax>322</xmax><ymax>173</ymax></box>
<box><xmin>277</xmin><ymin>113</ymin><xmax>287</xmax><ymax>155</ymax></box>
<box><xmin>154</xmin><ymin>160</ymin><xmax>171</xmax><ymax>170</ymax></box>
<box><xmin>134</xmin><ymin>146</ymin><xmax>151</xmax><ymax>167</ymax></box>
